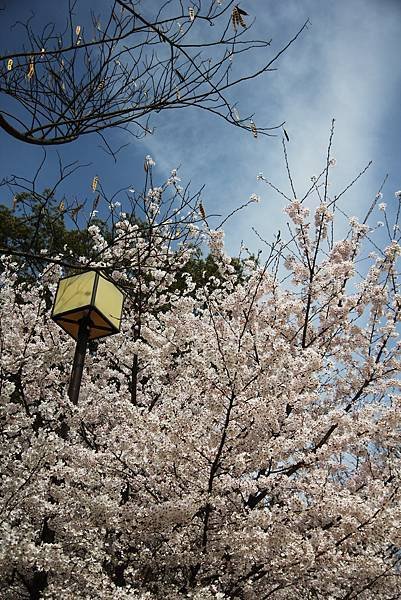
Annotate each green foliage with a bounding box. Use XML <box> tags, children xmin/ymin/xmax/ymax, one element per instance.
<box><xmin>0</xmin><ymin>191</ymin><xmax>107</xmax><ymax>278</ymax></box>
<box><xmin>174</xmin><ymin>250</ymin><xmax>247</xmax><ymax>295</ymax></box>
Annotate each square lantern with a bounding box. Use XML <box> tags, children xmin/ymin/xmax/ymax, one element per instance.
<box><xmin>51</xmin><ymin>270</ymin><xmax>124</xmax><ymax>340</ymax></box>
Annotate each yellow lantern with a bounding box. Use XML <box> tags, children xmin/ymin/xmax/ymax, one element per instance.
<box><xmin>52</xmin><ymin>270</ymin><xmax>124</xmax><ymax>340</ymax></box>
<box><xmin>51</xmin><ymin>270</ymin><xmax>124</xmax><ymax>404</ymax></box>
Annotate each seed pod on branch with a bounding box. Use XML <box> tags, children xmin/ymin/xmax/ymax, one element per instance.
<box><xmin>232</xmin><ymin>5</ymin><xmax>247</xmax><ymax>30</ymax></box>
<box><xmin>199</xmin><ymin>202</ymin><xmax>206</xmax><ymax>220</ymax></box>
<box><xmin>27</xmin><ymin>58</ymin><xmax>35</xmax><ymax>80</ymax></box>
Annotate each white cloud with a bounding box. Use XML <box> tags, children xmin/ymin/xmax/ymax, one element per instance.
<box><xmin>131</xmin><ymin>0</ymin><xmax>401</xmax><ymax>257</ymax></box>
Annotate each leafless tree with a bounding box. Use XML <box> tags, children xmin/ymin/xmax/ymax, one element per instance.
<box><xmin>0</xmin><ymin>0</ymin><xmax>308</xmax><ymax>146</ymax></box>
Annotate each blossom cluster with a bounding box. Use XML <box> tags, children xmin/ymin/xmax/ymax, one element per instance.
<box><xmin>2</xmin><ymin>179</ymin><xmax>401</xmax><ymax>599</ymax></box>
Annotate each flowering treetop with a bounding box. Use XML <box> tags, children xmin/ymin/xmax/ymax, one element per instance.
<box><xmin>1</xmin><ymin>145</ymin><xmax>401</xmax><ymax>598</ymax></box>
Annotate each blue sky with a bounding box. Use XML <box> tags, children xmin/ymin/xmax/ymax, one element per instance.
<box><xmin>1</xmin><ymin>0</ymin><xmax>401</xmax><ymax>258</ymax></box>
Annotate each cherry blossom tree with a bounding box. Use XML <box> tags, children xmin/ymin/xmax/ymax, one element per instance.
<box><xmin>2</xmin><ymin>144</ymin><xmax>401</xmax><ymax>598</ymax></box>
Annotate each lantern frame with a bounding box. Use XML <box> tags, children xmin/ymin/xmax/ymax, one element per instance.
<box><xmin>51</xmin><ymin>269</ymin><xmax>125</xmax><ymax>341</ymax></box>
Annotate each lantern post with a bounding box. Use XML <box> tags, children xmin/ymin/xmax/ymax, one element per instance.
<box><xmin>51</xmin><ymin>270</ymin><xmax>124</xmax><ymax>404</ymax></box>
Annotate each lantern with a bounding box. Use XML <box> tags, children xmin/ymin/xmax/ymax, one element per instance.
<box><xmin>52</xmin><ymin>270</ymin><xmax>124</xmax><ymax>403</ymax></box>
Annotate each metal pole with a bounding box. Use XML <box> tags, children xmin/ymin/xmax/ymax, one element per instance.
<box><xmin>68</xmin><ymin>316</ymin><xmax>91</xmax><ymax>405</ymax></box>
